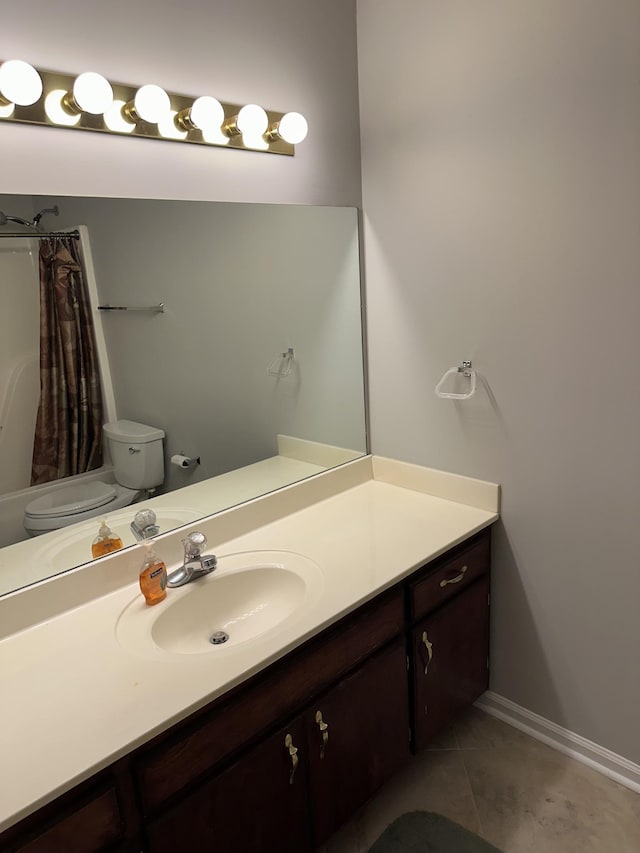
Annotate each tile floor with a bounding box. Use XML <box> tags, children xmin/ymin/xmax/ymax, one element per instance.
<box><xmin>318</xmin><ymin>707</ymin><xmax>640</xmax><ymax>853</ymax></box>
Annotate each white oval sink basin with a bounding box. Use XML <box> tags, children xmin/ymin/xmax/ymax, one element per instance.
<box><xmin>153</xmin><ymin>567</ymin><xmax>305</xmax><ymax>654</ymax></box>
<box><xmin>116</xmin><ymin>550</ymin><xmax>323</xmax><ymax>658</ymax></box>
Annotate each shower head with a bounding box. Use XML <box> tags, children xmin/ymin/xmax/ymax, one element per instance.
<box><xmin>0</xmin><ymin>209</ymin><xmax>57</xmax><ymax>231</ymax></box>
<box><xmin>0</xmin><ymin>212</ymin><xmax>35</xmax><ymax>228</ymax></box>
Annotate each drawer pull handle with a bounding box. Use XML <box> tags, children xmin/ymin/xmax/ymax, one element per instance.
<box><xmin>284</xmin><ymin>733</ymin><xmax>299</xmax><ymax>785</ymax></box>
<box><xmin>315</xmin><ymin>710</ymin><xmax>329</xmax><ymax>759</ymax></box>
<box><xmin>439</xmin><ymin>565</ymin><xmax>468</xmax><ymax>588</ymax></box>
<box><xmin>421</xmin><ymin>631</ymin><xmax>433</xmax><ymax>675</ymax></box>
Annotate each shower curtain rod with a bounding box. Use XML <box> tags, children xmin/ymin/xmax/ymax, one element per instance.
<box><xmin>0</xmin><ymin>230</ymin><xmax>80</xmax><ymax>240</ymax></box>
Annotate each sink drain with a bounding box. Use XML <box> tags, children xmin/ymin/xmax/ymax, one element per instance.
<box><xmin>209</xmin><ymin>630</ymin><xmax>230</xmax><ymax>645</ymax></box>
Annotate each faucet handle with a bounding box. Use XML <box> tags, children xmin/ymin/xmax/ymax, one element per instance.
<box><xmin>182</xmin><ymin>531</ymin><xmax>207</xmax><ymax>559</ymax></box>
<box><xmin>132</xmin><ymin>508</ymin><xmax>160</xmax><ymax>538</ymax></box>
<box><xmin>201</xmin><ymin>554</ymin><xmax>218</xmax><ymax>572</ymax></box>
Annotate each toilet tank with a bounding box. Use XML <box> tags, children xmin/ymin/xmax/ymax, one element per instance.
<box><xmin>103</xmin><ymin>420</ymin><xmax>165</xmax><ymax>490</ymax></box>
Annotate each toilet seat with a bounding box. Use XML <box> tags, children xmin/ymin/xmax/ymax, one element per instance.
<box><xmin>24</xmin><ymin>481</ymin><xmax>118</xmax><ymax>519</ymax></box>
<box><xmin>23</xmin><ymin>482</ymin><xmax>140</xmax><ymax>536</ymax></box>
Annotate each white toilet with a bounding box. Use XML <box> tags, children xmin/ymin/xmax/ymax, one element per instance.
<box><xmin>23</xmin><ymin>420</ymin><xmax>165</xmax><ymax>537</ymax></box>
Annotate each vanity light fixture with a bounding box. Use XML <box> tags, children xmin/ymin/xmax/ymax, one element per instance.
<box><xmin>0</xmin><ymin>60</ymin><xmax>307</xmax><ymax>156</ymax></box>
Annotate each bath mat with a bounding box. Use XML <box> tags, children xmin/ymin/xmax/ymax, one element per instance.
<box><xmin>368</xmin><ymin>811</ymin><xmax>502</xmax><ymax>853</ymax></box>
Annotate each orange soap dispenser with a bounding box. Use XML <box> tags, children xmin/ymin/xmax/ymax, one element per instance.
<box><xmin>139</xmin><ymin>540</ymin><xmax>168</xmax><ymax>606</ymax></box>
<box><xmin>91</xmin><ymin>520</ymin><xmax>124</xmax><ymax>558</ymax></box>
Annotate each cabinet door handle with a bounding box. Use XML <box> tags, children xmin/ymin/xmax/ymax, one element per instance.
<box><xmin>284</xmin><ymin>733</ymin><xmax>299</xmax><ymax>785</ymax></box>
<box><xmin>315</xmin><ymin>710</ymin><xmax>329</xmax><ymax>759</ymax></box>
<box><xmin>439</xmin><ymin>565</ymin><xmax>468</xmax><ymax>587</ymax></box>
<box><xmin>421</xmin><ymin>631</ymin><xmax>433</xmax><ymax>675</ymax></box>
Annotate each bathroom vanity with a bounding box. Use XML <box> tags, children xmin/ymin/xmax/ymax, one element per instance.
<box><xmin>0</xmin><ymin>456</ymin><xmax>499</xmax><ymax>852</ymax></box>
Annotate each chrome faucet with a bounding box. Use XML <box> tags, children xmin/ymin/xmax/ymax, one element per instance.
<box><xmin>167</xmin><ymin>531</ymin><xmax>218</xmax><ymax>588</ymax></box>
<box><xmin>130</xmin><ymin>508</ymin><xmax>160</xmax><ymax>541</ymax></box>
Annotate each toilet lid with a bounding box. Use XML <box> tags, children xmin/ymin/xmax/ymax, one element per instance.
<box><xmin>25</xmin><ymin>481</ymin><xmax>117</xmax><ymax>518</ymax></box>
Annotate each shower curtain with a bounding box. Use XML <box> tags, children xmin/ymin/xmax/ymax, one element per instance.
<box><xmin>30</xmin><ymin>236</ymin><xmax>103</xmax><ymax>485</ymax></box>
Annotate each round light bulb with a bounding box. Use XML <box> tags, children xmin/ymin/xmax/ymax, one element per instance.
<box><xmin>189</xmin><ymin>96</ymin><xmax>224</xmax><ymax>133</ymax></box>
<box><xmin>158</xmin><ymin>110</ymin><xmax>187</xmax><ymax>140</ymax></box>
<box><xmin>237</xmin><ymin>104</ymin><xmax>268</xmax><ymax>137</ymax></box>
<box><xmin>278</xmin><ymin>112</ymin><xmax>308</xmax><ymax>144</ymax></box>
<box><xmin>72</xmin><ymin>72</ymin><xmax>113</xmax><ymax>114</ymax></box>
<box><xmin>0</xmin><ymin>101</ymin><xmax>15</xmax><ymax>118</ymax></box>
<box><xmin>0</xmin><ymin>60</ymin><xmax>43</xmax><ymax>106</ymax></box>
<box><xmin>104</xmin><ymin>99</ymin><xmax>135</xmax><ymax>133</ymax></box>
<box><xmin>44</xmin><ymin>89</ymin><xmax>81</xmax><ymax>126</ymax></box>
<box><xmin>133</xmin><ymin>84</ymin><xmax>170</xmax><ymax>124</ymax></box>
<box><xmin>201</xmin><ymin>127</ymin><xmax>229</xmax><ymax>146</ymax></box>
<box><xmin>243</xmin><ymin>135</ymin><xmax>269</xmax><ymax>151</ymax></box>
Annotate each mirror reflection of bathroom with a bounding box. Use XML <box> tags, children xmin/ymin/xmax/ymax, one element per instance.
<box><xmin>0</xmin><ymin>201</ymin><xmax>166</xmax><ymax>549</ymax></box>
<box><xmin>0</xmin><ymin>195</ymin><xmax>367</xmax><ymax>587</ymax></box>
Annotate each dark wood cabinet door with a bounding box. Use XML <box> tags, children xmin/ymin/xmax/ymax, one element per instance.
<box><xmin>305</xmin><ymin>639</ymin><xmax>410</xmax><ymax>848</ymax></box>
<box><xmin>145</xmin><ymin>717</ymin><xmax>312</xmax><ymax>853</ymax></box>
<box><xmin>412</xmin><ymin>576</ymin><xmax>490</xmax><ymax>752</ymax></box>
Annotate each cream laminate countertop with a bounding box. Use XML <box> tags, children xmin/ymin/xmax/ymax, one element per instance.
<box><xmin>0</xmin><ymin>456</ymin><xmax>499</xmax><ymax>833</ymax></box>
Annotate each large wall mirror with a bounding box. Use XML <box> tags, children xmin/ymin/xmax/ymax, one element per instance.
<box><xmin>0</xmin><ymin>194</ymin><xmax>367</xmax><ymax>596</ymax></box>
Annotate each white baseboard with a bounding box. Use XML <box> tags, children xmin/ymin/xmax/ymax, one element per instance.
<box><xmin>475</xmin><ymin>690</ymin><xmax>640</xmax><ymax>794</ymax></box>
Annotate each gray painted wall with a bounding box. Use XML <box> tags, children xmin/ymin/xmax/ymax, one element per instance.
<box><xmin>358</xmin><ymin>0</ymin><xmax>640</xmax><ymax>764</ymax></box>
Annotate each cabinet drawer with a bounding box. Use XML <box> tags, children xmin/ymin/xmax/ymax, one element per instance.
<box><xmin>135</xmin><ymin>586</ymin><xmax>404</xmax><ymax>813</ymax></box>
<box><xmin>410</xmin><ymin>530</ymin><xmax>490</xmax><ymax>621</ymax></box>
<box><xmin>5</xmin><ymin>785</ymin><xmax>123</xmax><ymax>853</ymax></box>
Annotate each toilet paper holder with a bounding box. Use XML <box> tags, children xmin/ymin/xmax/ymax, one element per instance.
<box><xmin>171</xmin><ymin>453</ymin><xmax>201</xmax><ymax>469</ymax></box>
